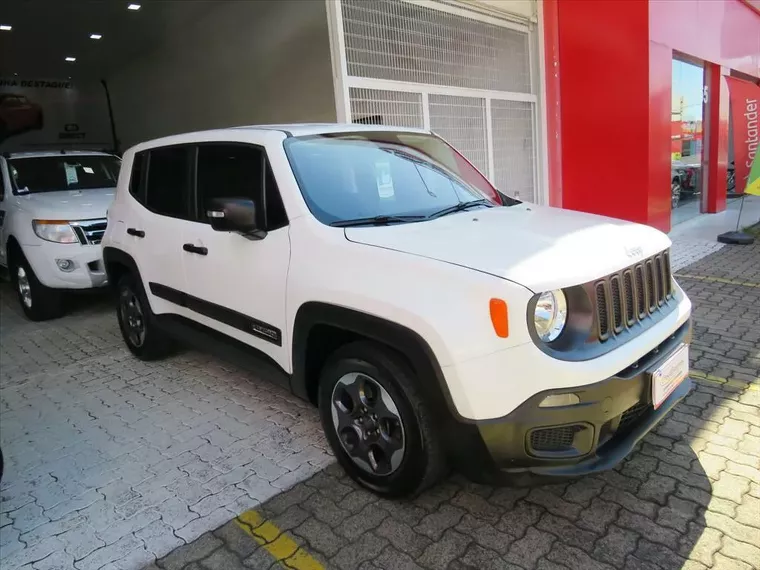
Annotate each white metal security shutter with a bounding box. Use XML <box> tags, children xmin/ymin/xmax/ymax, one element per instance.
<box><xmin>334</xmin><ymin>0</ymin><xmax>539</xmax><ymax>202</ymax></box>
<box><xmin>349</xmin><ymin>88</ymin><xmax>424</xmax><ymax>128</ymax></box>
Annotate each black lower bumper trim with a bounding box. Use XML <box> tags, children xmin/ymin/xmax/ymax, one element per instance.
<box><xmin>524</xmin><ymin>377</ymin><xmax>691</xmax><ymax>477</ymax></box>
<box><xmin>449</xmin><ymin>319</ymin><xmax>692</xmax><ymax>484</ymax></box>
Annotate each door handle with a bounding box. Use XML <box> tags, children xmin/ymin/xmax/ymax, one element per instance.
<box><xmin>127</xmin><ymin>228</ymin><xmax>145</xmax><ymax>238</ymax></box>
<box><xmin>183</xmin><ymin>243</ymin><xmax>208</xmax><ymax>255</ymax></box>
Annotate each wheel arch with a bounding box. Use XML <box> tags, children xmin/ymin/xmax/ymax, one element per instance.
<box><xmin>6</xmin><ymin>235</ymin><xmax>22</xmax><ymax>260</ymax></box>
<box><xmin>291</xmin><ymin>301</ymin><xmax>464</xmax><ymax>424</ymax></box>
<box><xmin>103</xmin><ymin>246</ymin><xmax>140</xmax><ymax>289</ymax></box>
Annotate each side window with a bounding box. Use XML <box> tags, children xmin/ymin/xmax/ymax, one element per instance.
<box><xmin>195</xmin><ymin>143</ymin><xmax>288</xmax><ymax>230</ymax></box>
<box><xmin>129</xmin><ymin>152</ymin><xmax>146</xmax><ymax>203</ymax></box>
<box><xmin>145</xmin><ymin>146</ymin><xmax>191</xmax><ymax>219</ymax></box>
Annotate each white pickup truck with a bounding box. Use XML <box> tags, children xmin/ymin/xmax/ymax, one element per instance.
<box><xmin>0</xmin><ymin>150</ymin><xmax>120</xmax><ymax>320</ymax></box>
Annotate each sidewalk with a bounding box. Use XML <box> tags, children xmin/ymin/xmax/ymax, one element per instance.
<box><xmin>669</xmin><ymin>195</ymin><xmax>760</xmax><ymax>271</ymax></box>
<box><xmin>147</xmin><ymin>242</ymin><xmax>760</xmax><ymax>570</ymax></box>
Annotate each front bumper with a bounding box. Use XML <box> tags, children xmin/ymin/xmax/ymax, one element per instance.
<box><xmin>451</xmin><ymin>319</ymin><xmax>692</xmax><ymax>483</ymax></box>
<box><xmin>23</xmin><ymin>243</ymin><xmax>108</xmax><ymax>289</ymax></box>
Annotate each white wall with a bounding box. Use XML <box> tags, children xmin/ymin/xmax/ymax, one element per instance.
<box><xmin>106</xmin><ymin>0</ymin><xmax>336</xmax><ymax>150</ymax></box>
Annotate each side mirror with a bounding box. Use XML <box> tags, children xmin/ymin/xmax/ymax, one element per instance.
<box><xmin>206</xmin><ymin>198</ymin><xmax>266</xmax><ymax>240</ymax></box>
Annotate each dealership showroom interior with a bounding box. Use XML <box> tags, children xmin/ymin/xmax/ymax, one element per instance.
<box><xmin>1</xmin><ymin>1</ymin><xmax>760</xmax><ymax>570</ymax></box>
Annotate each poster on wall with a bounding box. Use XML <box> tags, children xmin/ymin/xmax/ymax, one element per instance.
<box><xmin>726</xmin><ymin>76</ymin><xmax>760</xmax><ymax>195</ymax></box>
<box><xmin>0</xmin><ymin>77</ymin><xmax>113</xmax><ymax>152</ymax></box>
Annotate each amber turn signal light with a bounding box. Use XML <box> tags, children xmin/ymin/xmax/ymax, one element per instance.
<box><xmin>489</xmin><ymin>298</ymin><xmax>509</xmax><ymax>338</ymax></box>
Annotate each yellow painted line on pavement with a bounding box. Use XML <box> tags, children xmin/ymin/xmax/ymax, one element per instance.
<box><xmin>690</xmin><ymin>369</ymin><xmax>760</xmax><ymax>392</ymax></box>
<box><xmin>675</xmin><ymin>273</ymin><xmax>760</xmax><ymax>288</ymax></box>
<box><xmin>236</xmin><ymin>509</ymin><xmax>324</xmax><ymax>570</ymax></box>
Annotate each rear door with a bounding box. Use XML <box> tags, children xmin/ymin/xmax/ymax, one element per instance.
<box><xmin>180</xmin><ymin>142</ymin><xmax>291</xmax><ymax>371</ymax></box>
<box><xmin>127</xmin><ymin>146</ymin><xmax>195</xmax><ymax>317</ymax></box>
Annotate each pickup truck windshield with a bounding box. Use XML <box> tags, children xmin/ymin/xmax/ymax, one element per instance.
<box><xmin>284</xmin><ymin>131</ymin><xmax>505</xmax><ymax>226</ymax></box>
<box><xmin>9</xmin><ymin>155</ymin><xmax>121</xmax><ymax>194</ymax></box>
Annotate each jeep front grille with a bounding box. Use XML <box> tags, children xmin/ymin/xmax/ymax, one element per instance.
<box><xmin>594</xmin><ymin>250</ymin><xmax>673</xmax><ymax>341</ymax></box>
<box><xmin>71</xmin><ymin>219</ymin><xmax>107</xmax><ymax>245</ymax></box>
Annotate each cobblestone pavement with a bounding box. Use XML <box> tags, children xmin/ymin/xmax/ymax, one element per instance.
<box><xmin>144</xmin><ymin>244</ymin><xmax>760</xmax><ymax>570</ymax></box>
<box><xmin>1</xmin><ymin>243</ymin><xmax>759</xmax><ymax>570</ymax></box>
<box><xmin>0</xmin><ymin>287</ymin><xmax>332</xmax><ymax>570</ymax></box>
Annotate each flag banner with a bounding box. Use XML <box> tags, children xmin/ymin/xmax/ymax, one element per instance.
<box><xmin>746</xmin><ymin>143</ymin><xmax>760</xmax><ymax>196</ymax></box>
<box><xmin>726</xmin><ymin>76</ymin><xmax>760</xmax><ymax>196</ymax></box>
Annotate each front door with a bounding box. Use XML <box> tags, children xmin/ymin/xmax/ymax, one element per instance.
<box><xmin>180</xmin><ymin>143</ymin><xmax>291</xmax><ymax>371</ymax></box>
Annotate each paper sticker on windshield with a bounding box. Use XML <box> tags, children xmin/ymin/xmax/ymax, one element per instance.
<box><xmin>83</xmin><ymin>166</ymin><xmax>94</xmax><ymax>174</ymax></box>
<box><xmin>375</xmin><ymin>161</ymin><xmax>394</xmax><ymax>198</ymax></box>
<box><xmin>64</xmin><ymin>163</ymin><xmax>79</xmax><ymax>185</ymax></box>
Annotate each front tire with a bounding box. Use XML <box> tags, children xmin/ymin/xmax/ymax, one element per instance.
<box><xmin>318</xmin><ymin>341</ymin><xmax>447</xmax><ymax>497</ymax></box>
<box><xmin>117</xmin><ymin>273</ymin><xmax>174</xmax><ymax>360</ymax></box>
<box><xmin>9</xmin><ymin>251</ymin><xmax>64</xmax><ymax>321</ymax></box>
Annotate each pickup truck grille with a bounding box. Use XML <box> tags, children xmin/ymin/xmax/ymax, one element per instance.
<box><xmin>71</xmin><ymin>219</ymin><xmax>108</xmax><ymax>245</ymax></box>
<box><xmin>594</xmin><ymin>250</ymin><xmax>673</xmax><ymax>341</ymax></box>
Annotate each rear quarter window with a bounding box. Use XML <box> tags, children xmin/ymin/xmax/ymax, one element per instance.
<box><xmin>129</xmin><ymin>152</ymin><xmax>147</xmax><ymax>203</ymax></box>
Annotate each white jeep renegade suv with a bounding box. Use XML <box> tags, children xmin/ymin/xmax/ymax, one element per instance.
<box><xmin>1</xmin><ymin>150</ymin><xmax>120</xmax><ymax>320</ymax></box>
<box><xmin>102</xmin><ymin>124</ymin><xmax>692</xmax><ymax>497</ymax></box>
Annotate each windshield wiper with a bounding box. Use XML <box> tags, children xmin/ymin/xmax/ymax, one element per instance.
<box><xmin>428</xmin><ymin>199</ymin><xmax>492</xmax><ymax>219</ymax></box>
<box><xmin>330</xmin><ymin>215</ymin><xmax>427</xmax><ymax>227</ymax></box>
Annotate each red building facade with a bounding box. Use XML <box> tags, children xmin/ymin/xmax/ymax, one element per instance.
<box><xmin>542</xmin><ymin>0</ymin><xmax>760</xmax><ymax>232</ymax></box>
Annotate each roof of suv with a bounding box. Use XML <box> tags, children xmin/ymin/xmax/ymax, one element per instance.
<box><xmin>129</xmin><ymin>123</ymin><xmax>432</xmax><ymax>154</ymax></box>
<box><xmin>234</xmin><ymin>123</ymin><xmax>431</xmax><ymax>137</ymax></box>
<box><xmin>3</xmin><ymin>150</ymin><xmax>116</xmax><ymax>159</ymax></box>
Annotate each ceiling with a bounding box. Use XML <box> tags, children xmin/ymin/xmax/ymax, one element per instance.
<box><xmin>0</xmin><ymin>0</ymin><xmax>219</xmax><ymax>80</ymax></box>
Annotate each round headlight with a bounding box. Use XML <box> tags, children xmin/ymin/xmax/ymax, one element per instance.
<box><xmin>534</xmin><ymin>290</ymin><xmax>568</xmax><ymax>342</ymax></box>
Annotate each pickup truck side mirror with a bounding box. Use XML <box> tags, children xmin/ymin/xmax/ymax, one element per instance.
<box><xmin>206</xmin><ymin>198</ymin><xmax>267</xmax><ymax>240</ymax></box>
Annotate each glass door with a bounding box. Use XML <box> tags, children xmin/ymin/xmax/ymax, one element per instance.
<box><xmin>671</xmin><ymin>57</ymin><xmax>705</xmax><ymax>226</ymax></box>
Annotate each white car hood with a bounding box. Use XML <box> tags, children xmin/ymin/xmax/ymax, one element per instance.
<box><xmin>345</xmin><ymin>204</ymin><xmax>672</xmax><ymax>292</ymax></box>
<box><xmin>16</xmin><ymin>188</ymin><xmax>115</xmax><ymax>220</ymax></box>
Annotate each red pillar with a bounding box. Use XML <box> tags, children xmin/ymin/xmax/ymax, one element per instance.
<box><xmin>701</xmin><ymin>63</ymin><xmax>730</xmax><ymax>213</ymax></box>
<box><xmin>647</xmin><ymin>41</ymin><xmax>674</xmax><ymax>230</ymax></box>
<box><xmin>542</xmin><ymin>0</ymin><xmax>563</xmax><ymax>208</ymax></box>
<box><xmin>546</xmin><ymin>0</ymin><xmax>673</xmax><ymax>232</ymax></box>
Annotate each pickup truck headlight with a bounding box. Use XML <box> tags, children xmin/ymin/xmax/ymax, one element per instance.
<box><xmin>32</xmin><ymin>220</ymin><xmax>79</xmax><ymax>244</ymax></box>
<box><xmin>533</xmin><ymin>290</ymin><xmax>568</xmax><ymax>342</ymax></box>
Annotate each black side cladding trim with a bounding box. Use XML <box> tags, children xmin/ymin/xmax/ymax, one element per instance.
<box><xmin>148</xmin><ymin>282</ymin><xmax>282</xmax><ymax>346</ymax></box>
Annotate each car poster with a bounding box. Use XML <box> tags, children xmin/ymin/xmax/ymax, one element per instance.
<box><xmin>0</xmin><ymin>77</ymin><xmax>113</xmax><ymax>152</ymax></box>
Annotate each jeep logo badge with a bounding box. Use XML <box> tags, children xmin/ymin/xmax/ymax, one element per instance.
<box><xmin>625</xmin><ymin>246</ymin><xmax>643</xmax><ymax>259</ymax></box>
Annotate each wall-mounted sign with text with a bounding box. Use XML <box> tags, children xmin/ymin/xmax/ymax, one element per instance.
<box><xmin>0</xmin><ymin>77</ymin><xmax>113</xmax><ymax>152</ymax></box>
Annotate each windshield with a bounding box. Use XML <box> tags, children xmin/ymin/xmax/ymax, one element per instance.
<box><xmin>283</xmin><ymin>131</ymin><xmax>505</xmax><ymax>225</ymax></box>
<box><xmin>9</xmin><ymin>155</ymin><xmax>121</xmax><ymax>194</ymax></box>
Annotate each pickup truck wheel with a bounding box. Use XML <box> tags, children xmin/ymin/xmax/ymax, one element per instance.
<box><xmin>319</xmin><ymin>341</ymin><xmax>447</xmax><ymax>497</ymax></box>
<box><xmin>9</xmin><ymin>252</ymin><xmax>64</xmax><ymax>321</ymax></box>
<box><xmin>117</xmin><ymin>273</ymin><xmax>174</xmax><ymax>360</ymax></box>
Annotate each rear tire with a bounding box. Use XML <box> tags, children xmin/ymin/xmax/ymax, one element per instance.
<box><xmin>318</xmin><ymin>341</ymin><xmax>447</xmax><ymax>498</ymax></box>
<box><xmin>9</xmin><ymin>250</ymin><xmax>64</xmax><ymax>321</ymax></box>
<box><xmin>117</xmin><ymin>272</ymin><xmax>175</xmax><ymax>360</ymax></box>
